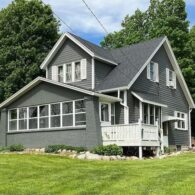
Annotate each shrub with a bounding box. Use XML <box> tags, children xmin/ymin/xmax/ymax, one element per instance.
<box><xmin>92</xmin><ymin>144</ymin><xmax>123</xmax><ymax>156</ymax></box>
<box><xmin>164</xmin><ymin>146</ymin><xmax>176</xmax><ymax>154</ymax></box>
<box><xmin>45</xmin><ymin>144</ymin><xmax>87</xmax><ymax>153</ymax></box>
<box><xmin>0</xmin><ymin>146</ymin><xmax>9</xmax><ymax>152</ymax></box>
<box><xmin>9</xmin><ymin>144</ymin><xmax>25</xmax><ymax>152</ymax></box>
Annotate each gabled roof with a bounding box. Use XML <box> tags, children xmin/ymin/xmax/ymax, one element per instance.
<box><xmin>0</xmin><ymin>77</ymin><xmax>121</xmax><ymax>109</ymax></box>
<box><xmin>97</xmin><ymin>36</ymin><xmax>166</xmax><ymax>91</ymax></box>
<box><xmin>40</xmin><ymin>32</ymin><xmax>118</xmax><ymax>69</ymax></box>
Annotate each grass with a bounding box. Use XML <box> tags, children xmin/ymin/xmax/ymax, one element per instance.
<box><xmin>0</xmin><ymin>153</ymin><xmax>195</xmax><ymax>195</ymax></box>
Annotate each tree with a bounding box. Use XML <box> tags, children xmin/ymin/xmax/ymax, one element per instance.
<box><xmin>0</xmin><ymin>0</ymin><xmax>59</xmax><ymax>102</ymax></box>
<box><xmin>101</xmin><ymin>9</ymin><xmax>147</xmax><ymax>48</ymax></box>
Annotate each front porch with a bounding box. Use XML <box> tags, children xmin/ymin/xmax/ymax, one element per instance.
<box><xmin>101</xmin><ymin>123</ymin><xmax>160</xmax><ymax>147</ymax></box>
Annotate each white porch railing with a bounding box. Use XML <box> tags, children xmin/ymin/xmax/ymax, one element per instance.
<box><xmin>101</xmin><ymin>123</ymin><xmax>159</xmax><ymax>146</ymax></box>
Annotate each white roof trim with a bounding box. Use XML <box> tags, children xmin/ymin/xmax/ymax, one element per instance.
<box><xmin>162</xmin><ymin>115</ymin><xmax>181</xmax><ymax>122</ymax></box>
<box><xmin>0</xmin><ymin>77</ymin><xmax>120</xmax><ymax>108</ymax></box>
<box><xmin>98</xmin><ymin>37</ymin><xmax>194</xmax><ymax>108</ymax></box>
<box><xmin>40</xmin><ymin>32</ymin><xmax>117</xmax><ymax>69</ymax></box>
<box><xmin>132</xmin><ymin>91</ymin><xmax>167</xmax><ymax>108</ymax></box>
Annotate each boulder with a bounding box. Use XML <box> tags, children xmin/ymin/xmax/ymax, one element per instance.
<box><xmin>110</xmin><ymin>156</ymin><xmax>117</xmax><ymax>160</ymax></box>
<box><xmin>102</xmin><ymin>156</ymin><xmax>110</xmax><ymax>161</ymax></box>
<box><xmin>39</xmin><ymin>148</ymin><xmax>45</xmax><ymax>153</ymax></box>
<box><xmin>130</xmin><ymin>156</ymin><xmax>139</xmax><ymax>160</ymax></box>
<box><xmin>77</xmin><ymin>154</ymin><xmax>86</xmax><ymax>160</ymax></box>
<box><xmin>85</xmin><ymin>153</ymin><xmax>102</xmax><ymax>160</ymax></box>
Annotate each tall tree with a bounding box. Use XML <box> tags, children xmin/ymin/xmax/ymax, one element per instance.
<box><xmin>0</xmin><ymin>0</ymin><xmax>59</xmax><ymax>102</ymax></box>
<box><xmin>101</xmin><ymin>9</ymin><xmax>147</xmax><ymax>48</ymax></box>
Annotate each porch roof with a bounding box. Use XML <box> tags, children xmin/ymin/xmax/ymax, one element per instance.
<box><xmin>132</xmin><ymin>91</ymin><xmax>167</xmax><ymax>107</ymax></box>
<box><xmin>0</xmin><ymin>77</ymin><xmax>121</xmax><ymax>109</ymax></box>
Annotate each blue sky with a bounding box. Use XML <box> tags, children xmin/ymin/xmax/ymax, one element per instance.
<box><xmin>0</xmin><ymin>0</ymin><xmax>195</xmax><ymax>45</ymax></box>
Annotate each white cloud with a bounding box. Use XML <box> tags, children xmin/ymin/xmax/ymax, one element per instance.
<box><xmin>186</xmin><ymin>0</ymin><xmax>195</xmax><ymax>6</ymax></box>
<box><xmin>43</xmin><ymin>0</ymin><xmax>150</xmax><ymax>35</ymax></box>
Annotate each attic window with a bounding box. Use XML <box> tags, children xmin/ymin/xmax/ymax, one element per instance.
<box><xmin>147</xmin><ymin>62</ymin><xmax>159</xmax><ymax>82</ymax></box>
<box><xmin>166</xmin><ymin>68</ymin><xmax>176</xmax><ymax>89</ymax></box>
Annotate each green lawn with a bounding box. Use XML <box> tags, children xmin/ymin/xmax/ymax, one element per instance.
<box><xmin>0</xmin><ymin>153</ymin><xmax>195</xmax><ymax>195</ymax></box>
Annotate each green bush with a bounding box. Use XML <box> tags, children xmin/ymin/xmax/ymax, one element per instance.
<box><xmin>164</xmin><ymin>146</ymin><xmax>176</xmax><ymax>154</ymax></box>
<box><xmin>0</xmin><ymin>146</ymin><xmax>9</xmax><ymax>152</ymax></box>
<box><xmin>45</xmin><ymin>144</ymin><xmax>87</xmax><ymax>153</ymax></box>
<box><xmin>92</xmin><ymin>144</ymin><xmax>123</xmax><ymax>156</ymax></box>
<box><xmin>9</xmin><ymin>144</ymin><xmax>25</xmax><ymax>152</ymax></box>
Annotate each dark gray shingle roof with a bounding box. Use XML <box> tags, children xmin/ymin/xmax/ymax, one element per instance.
<box><xmin>69</xmin><ymin>33</ymin><xmax>117</xmax><ymax>64</ymax></box>
<box><xmin>69</xmin><ymin>33</ymin><xmax>165</xmax><ymax>91</ymax></box>
<box><xmin>132</xmin><ymin>91</ymin><xmax>167</xmax><ymax>106</ymax></box>
<box><xmin>96</xmin><ymin>37</ymin><xmax>165</xmax><ymax>91</ymax></box>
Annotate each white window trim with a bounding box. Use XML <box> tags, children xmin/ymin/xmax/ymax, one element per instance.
<box><xmin>99</xmin><ymin>102</ymin><xmax>111</xmax><ymax>124</ymax></box>
<box><xmin>142</xmin><ymin>103</ymin><xmax>160</xmax><ymax>126</ymax></box>
<box><xmin>55</xmin><ymin>59</ymin><xmax>86</xmax><ymax>83</ymax></box>
<box><xmin>174</xmin><ymin>111</ymin><xmax>187</xmax><ymax>130</ymax></box>
<box><xmin>166</xmin><ymin>68</ymin><xmax>176</xmax><ymax>89</ymax></box>
<box><xmin>8</xmin><ymin>99</ymin><xmax>86</xmax><ymax>132</ymax></box>
<box><xmin>147</xmin><ymin>61</ymin><xmax>159</xmax><ymax>83</ymax></box>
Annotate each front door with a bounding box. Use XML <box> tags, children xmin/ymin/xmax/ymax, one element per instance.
<box><xmin>163</xmin><ymin>122</ymin><xmax>169</xmax><ymax>147</ymax></box>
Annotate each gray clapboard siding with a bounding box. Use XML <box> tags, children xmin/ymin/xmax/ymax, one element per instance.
<box><xmin>95</xmin><ymin>60</ymin><xmax>113</xmax><ymax>88</ymax></box>
<box><xmin>130</xmin><ymin>45</ymin><xmax>189</xmax><ymax>145</ymax></box>
<box><xmin>1</xmin><ymin>82</ymin><xmax>102</xmax><ymax>148</ymax></box>
<box><xmin>48</xmin><ymin>39</ymin><xmax>92</xmax><ymax>89</ymax></box>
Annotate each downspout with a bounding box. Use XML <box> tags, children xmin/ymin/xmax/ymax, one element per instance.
<box><xmin>189</xmin><ymin>107</ymin><xmax>192</xmax><ymax>148</ymax></box>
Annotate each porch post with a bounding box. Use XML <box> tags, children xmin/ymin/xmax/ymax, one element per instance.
<box><xmin>156</xmin><ymin>146</ymin><xmax>160</xmax><ymax>157</ymax></box>
<box><xmin>139</xmin><ymin>146</ymin><xmax>143</xmax><ymax>159</ymax></box>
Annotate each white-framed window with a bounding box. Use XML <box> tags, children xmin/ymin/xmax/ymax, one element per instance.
<box><xmin>100</xmin><ymin>103</ymin><xmax>110</xmax><ymax>122</ymax></box>
<box><xmin>8</xmin><ymin>109</ymin><xmax>18</xmax><ymax>131</ymax></box>
<box><xmin>52</xmin><ymin>59</ymin><xmax>87</xmax><ymax>83</ymax></box>
<box><xmin>62</xmin><ymin>101</ymin><xmax>73</xmax><ymax>127</ymax></box>
<box><xmin>166</xmin><ymin>68</ymin><xmax>176</xmax><ymax>89</ymax></box>
<box><xmin>29</xmin><ymin>106</ymin><xmax>38</xmax><ymax>129</ymax></box>
<box><xmin>75</xmin><ymin>100</ymin><xmax>86</xmax><ymax>126</ymax></box>
<box><xmin>8</xmin><ymin>99</ymin><xmax>86</xmax><ymax>132</ymax></box>
<box><xmin>65</xmin><ymin>63</ymin><xmax>72</xmax><ymax>82</ymax></box>
<box><xmin>50</xmin><ymin>103</ymin><xmax>61</xmax><ymax>128</ymax></box>
<box><xmin>39</xmin><ymin>105</ymin><xmax>49</xmax><ymax>129</ymax></box>
<box><xmin>57</xmin><ymin>66</ymin><xmax>64</xmax><ymax>82</ymax></box>
<box><xmin>175</xmin><ymin>111</ymin><xmax>187</xmax><ymax>130</ymax></box>
<box><xmin>147</xmin><ymin>61</ymin><xmax>159</xmax><ymax>82</ymax></box>
<box><xmin>111</xmin><ymin>103</ymin><xmax>115</xmax><ymax>125</ymax></box>
<box><xmin>75</xmin><ymin>61</ymin><xmax>81</xmax><ymax>81</ymax></box>
<box><xmin>143</xmin><ymin>103</ymin><xmax>161</xmax><ymax>125</ymax></box>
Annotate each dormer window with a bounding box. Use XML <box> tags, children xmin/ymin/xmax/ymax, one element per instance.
<box><xmin>65</xmin><ymin>64</ymin><xmax>72</xmax><ymax>82</ymax></box>
<box><xmin>58</xmin><ymin>66</ymin><xmax>64</xmax><ymax>82</ymax></box>
<box><xmin>166</xmin><ymin>68</ymin><xmax>176</xmax><ymax>89</ymax></box>
<box><xmin>75</xmin><ymin>61</ymin><xmax>81</xmax><ymax>81</ymax></box>
<box><xmin>147</xmin><ymin>61</ymin><xmax>159</xmax><ymax>82</ymax></box>
<box><xmin>51</xmin><ymin>59</ymin><xmax>87</xmax><ymax>83</ymax></box>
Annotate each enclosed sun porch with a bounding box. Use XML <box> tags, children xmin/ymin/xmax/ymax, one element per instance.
<box><xmin>99</xmin><ymin>91</ymin><xmax>167</xmax><ymax>158</ymax></box>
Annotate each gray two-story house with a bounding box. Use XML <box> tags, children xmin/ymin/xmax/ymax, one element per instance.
<box><xmin>0</xmin><ymin>32</ymin><xmax>194</xmax><ymax>158</ymax></box>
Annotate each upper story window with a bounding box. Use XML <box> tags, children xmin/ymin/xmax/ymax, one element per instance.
<box><xmin>51</xmin><ymin>59</ymin><xmax>87</xmax><ymax>83</ymax></box>
<box><xmin>147</xmin><ymin>61</ymin><xmax>159</xmax><ymax>82</ymax></box>
<box><xmin>166</xmin><ymin>68</ymin><xmax>176</xmax><ymax>89</ymax></box>
<box><xmin>175</xmin><ymin>111</ymin><xmax>187</xmax><ymax>130</ymax></box>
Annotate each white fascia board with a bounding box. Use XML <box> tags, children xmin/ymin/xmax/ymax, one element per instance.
<box><xmin>97</xmin><ymin>86</ymin><xmax>128</xmax><ymax>93</ymax></box>
<box><xmin>95</xmin><ymin>93</ymin><xmax>121</xmax><ymax>103</ymax></box>
<box><xmin>163</xmin><ymin>38</ymin><xmax>195</xmax><ymax>108</ymax></box>
<box><xmin>0</xmin><ymin>77</ymin><xmax>121</xmax><ymax>108</ymax></box>
<box><xmin>40</xmin><ymin>32</ymin><xmax>117</xmax><ymax>70</ymax></box>
<box><xmin>0</xmin><ymin>77</ymin><xmax>42</xmax><ymax>108</ymax></box>
<box><xmin>131</xmin><ymin>91</ymin><xmax>167</xmax><ymax>108</ymax></box>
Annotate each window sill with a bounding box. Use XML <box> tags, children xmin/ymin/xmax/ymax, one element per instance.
<box><xmin>7</xmin><ymin>126</ymin><xmax>86</xmax><ymax>134</ymax></box>
<box><xmin>175</xmin><ymin>128</ymin><xmax>188</xmax><ymax>131</ymax></box>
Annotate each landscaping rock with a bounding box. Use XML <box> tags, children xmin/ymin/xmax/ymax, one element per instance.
<box><xmin>85</xmin><ymin>153</ymin><xmax>102</xmax><ymax>160</ymax></box>
<box><xmin>110</xmin><ymin>156</ymin><xmax>117</xmax><ymax>160</ymax></box>
<box><xmin>101</xmin><ymin>156</ymin><xmax>110</xmax><ymax>161</ymax></box>
<box><xmin>70</xmin><ymin>154</ymin><xmax>77</xmax><ymax>159</ymax></box>
<box><xmin>39</xmin><ymin>148</ymin><xmax>45</xmax><ymax>153</ymax></box>
<box><xmin>130</xmin><ymin>156</ymin><xmax>139</xmax><ymax>160</ymax></box>
<box><xmin>77</xmin><ymin>154</ymin><xmax>86</xmax><ymax>160</ymax></box>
